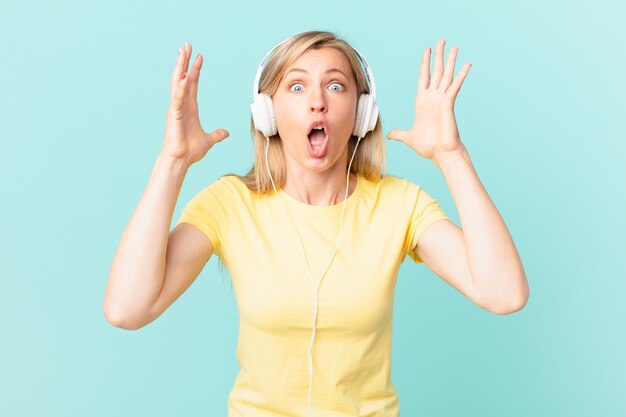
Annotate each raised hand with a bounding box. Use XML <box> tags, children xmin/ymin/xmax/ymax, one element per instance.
<box><xmin>161</xmin><ymin>42</ymin><xmax>230</xmax><ymax>165</ymax></box>
<box><xmin>386</xmin><ymin>39</ymin><xmax>471</xmax><ymax>162</ymax></box>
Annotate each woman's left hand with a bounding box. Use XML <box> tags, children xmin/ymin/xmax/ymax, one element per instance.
<box><xmin>386</xmin><ymin>39</ymin><xmax>472</xmax><ymax>162</ymax></box>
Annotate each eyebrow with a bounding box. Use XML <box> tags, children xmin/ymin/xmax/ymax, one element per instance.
<box><xmin>285</xmin><ymin>68</ymin><xmax>350</xmax><ymax>78</ymax></box>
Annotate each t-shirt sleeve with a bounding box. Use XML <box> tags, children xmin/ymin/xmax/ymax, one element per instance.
<box><xmin>174</xmin><ymin>179</ymin><xmax>229</xmax><ymax>258</ymax></box>
<box><xmin>406</xmin><ymin>185</ymin><xmax>450</xmax><ymax>264</ymax></box>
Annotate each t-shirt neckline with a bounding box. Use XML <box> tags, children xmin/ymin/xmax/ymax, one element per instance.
<box><xmin>276</xmin><ymin>174</ymin><xmax>363</xmax><ymax>217</ymax></box>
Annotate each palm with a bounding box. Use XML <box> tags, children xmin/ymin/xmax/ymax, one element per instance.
<box><xmin>164</xmin><ymin>99</ymin><xmax>210</xmax><ymax>163</ymax></box>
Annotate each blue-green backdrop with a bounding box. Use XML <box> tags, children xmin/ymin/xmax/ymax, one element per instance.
<box><xmin>1</xmin><ymin>0</ymin><xmax>624</xmax><ymax>416</ymax></box>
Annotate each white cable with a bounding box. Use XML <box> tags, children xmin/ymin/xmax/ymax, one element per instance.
<box><xmin>264</xmin><ymin>135</ymin><xmax>362</xmax><ymax>417</ymax></box>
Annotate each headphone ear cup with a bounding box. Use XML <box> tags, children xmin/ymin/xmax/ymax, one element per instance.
<box><xmin>353</xmin><ymin>94</ymin><xmax>366</xmax><ymax>138</ymax></box>
<box><xmin>251</xmin><ymin>93</ymin><xmax>277</xmax><ymax>138</ymax></box>
<box><xmin>368</xmin><ymin>101</ymin><xmax>379</xmax><ymax>133</ymax></box>
<box><xmin>353</xmin><ymin>94</ymin><xmax>377</xmax><ymax>138</ymax></box>
<box><xmin>264</xmin><ymin>94</ymin><xmax>277</xmax><ymax>137</ymax></box>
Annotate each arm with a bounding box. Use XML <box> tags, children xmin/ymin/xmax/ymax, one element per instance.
<box><xmin>103</xmin><ymin>42</ymin><xmax>229</xmax><ymax>329</ymax></box>
<box><xmin>416</xmin><ymin>146</ymin><xmax>529</xmax><ymax>314</ymax></box>
<box><xmin>103</xmin><ymin>154</ymin><xmax>190</xmax><ymax>329</ymax></box>
<box><xmin>387</xmin><ymin>39</ymin><xmax>529</xmax><ymax>314</ymax></box>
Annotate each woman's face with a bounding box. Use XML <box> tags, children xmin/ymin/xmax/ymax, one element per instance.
<box><xmin>272</xmin><ymin>47</ymin><xmax>358</xmax><ymax>175</ymax></box>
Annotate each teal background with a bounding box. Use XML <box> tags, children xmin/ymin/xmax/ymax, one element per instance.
<box><xmin>1</xmin><ymin>0</ymin><xmax>624</xmax><ymax>416</ymax></box>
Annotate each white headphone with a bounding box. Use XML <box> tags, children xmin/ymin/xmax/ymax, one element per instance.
<box><xmin>250</xmin><ymin>34</ymin><xmax>379</xmax><ymax>417</ymax></box>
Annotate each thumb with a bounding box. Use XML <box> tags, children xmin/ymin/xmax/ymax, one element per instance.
<box><xmin>386</xmin><ymin>129</ymin><xmax>409</xmax><ymax>142</ymax></box>
<box><xmin>207</xmin><ymin>128</ymin><xmax>230</xmax><ymax>144</ymax></box>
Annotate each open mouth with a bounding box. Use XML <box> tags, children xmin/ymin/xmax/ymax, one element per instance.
<box><xmin>308</xmin><ymin>126</ymin><xmax>326</xmax><ymax>148</ymax></box>
<box><xmin>307</xmin><ymin>125</ymin><xmax>329</xmax><ymax>158</ymax></box>
<box><xmin>307</xmin><ymin>119</ymin><xmax>329</xmax><ymax>158</ymax></box>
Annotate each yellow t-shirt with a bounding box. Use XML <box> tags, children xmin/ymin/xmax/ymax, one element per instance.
<box><xmin>176</xmin><ymin>173</ymin><xmax>449</xmax><ymax>417</ymax></box>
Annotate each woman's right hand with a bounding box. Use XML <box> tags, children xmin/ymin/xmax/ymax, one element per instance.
<box><xmin>161</xmin><ymin>42</ymin><xmax>230</xmax><ymax>165</ymax></box>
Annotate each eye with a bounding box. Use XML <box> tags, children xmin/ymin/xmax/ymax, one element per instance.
<box><xmin>329</xmin><ymin>82</ymin><xmax>344</xmax><ymax>92</ymax></box>
<box><xmin>289</xmin><ymin>82</ymin><xmax>304</xmax><ymax>92</ymax></box>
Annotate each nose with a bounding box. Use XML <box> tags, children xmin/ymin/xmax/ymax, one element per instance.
<box><xmin>308</xmin><ymin>86</ymin><xmax>327</xmax><ymax>113</ymax></box>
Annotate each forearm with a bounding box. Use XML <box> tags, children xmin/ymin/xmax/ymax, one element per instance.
<box><xmin>103</xmin><ymin>153</ymin><xmax>190</xmax><ymax>328</ymax></box>
<box><xmin>433</xmin><ymin>146</ymin><xmax>529</xmax><ymax>312</ymax></box>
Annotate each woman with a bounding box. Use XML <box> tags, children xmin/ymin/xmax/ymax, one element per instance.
<box><xmin>104</xmin><ymin>30</ymin><xmax>529</xmax><ymax>417</ymax></box>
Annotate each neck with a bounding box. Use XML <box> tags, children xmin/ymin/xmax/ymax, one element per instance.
<box><xmin>282</xmin><ymin>163</ymin><xmax>357</xmax><ymax>206</ymax></box>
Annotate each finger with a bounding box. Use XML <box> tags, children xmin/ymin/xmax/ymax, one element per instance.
<box><xmin>170</xmin><ymin>46</ymin><xmax>186</xmax><ymax>98</ymax></box>
<box><xmin>183</xmin><ymin>42</ymin><xmax>192</xmax><ymax>75</ymax></box>
<box><xmin>440</xmin><ymin>46</ymin><xmax>458</xmax><ymax>92</ymax></box>
<box><xmin>430</xmin><ymin>39</ymin><xmax>446</xmax><ymax>89</ymax></box>
<box><xmin>188</xmin><ymin>53</ymin><xmax>203</xmax><ymax>99</ymax></box>
<box><xmin>447</xmin><ymin>62</ymin><xmax>472</xmax><ymax>102</ymax></box>
<box><xmin>206</xmin><ymin>128</ymin><xmax>230</xmax><ymax>144</ymax></box>
<box><xmin>386</xmin><ymin>129</ymin><xmax>409</xmax><ymax>142</ymax></box>
<box><xmin>418</xmin><ymin>47</ymin><xmax>431</xmax><ymax>91</ymax></box>
<box><xmin>171</xmin><ymin>67</ymin><xmax>191</xmax><ymax>114</ymax></box>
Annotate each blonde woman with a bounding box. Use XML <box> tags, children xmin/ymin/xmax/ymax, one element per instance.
<box><xmin>104</xmin><ymin>30</ymin><xmax>529</xmax><ymax>417</ymax></box>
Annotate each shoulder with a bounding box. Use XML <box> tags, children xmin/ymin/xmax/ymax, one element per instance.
<box><xmin>196</xmin><ymin>174</ymin><xmax>246</xmax><ymax>198</ymax></box>
<box><xmin>198</xmin><ymin>174</ymin><xmax>266</xmax><ymax>211</ymax></box>
<box><xmin>182</xmin><ymin>175</ymin><xmax>245</xmax><ymax>212</ymax></box>
<box><xmin>362</xmin><ymin>173</ymin><xmax>423</xmax><ymax>197</ymax></box>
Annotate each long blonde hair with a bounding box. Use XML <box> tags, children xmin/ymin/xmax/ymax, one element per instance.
<box><xmin>226</xmin><ymin>30</ymin><xmax>387</xmax><ymax>192</ymax></box>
